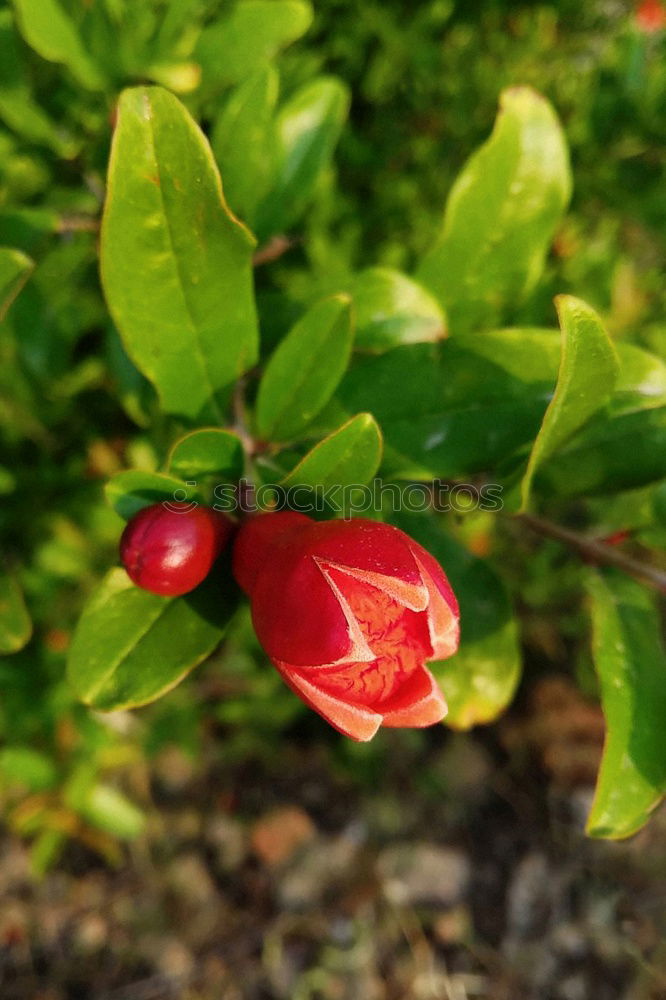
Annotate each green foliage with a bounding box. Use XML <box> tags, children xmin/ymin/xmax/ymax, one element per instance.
<box><xmin>520</xmin><ymin>296</ymin><xmax>620</xmax><ymax>510</ymax></box>
<box><xmin>101</xmin><ymin>86</ymin><xmax>258</xmax><ymax>423</ymax></box>
<box><xmin>280</xmin><ymin>413</ymin><xmax>382</xmax><ymax>491</ymax></box>
<box><xmin>586</xmin><ymin>571</ymin><xmax>666</xmax><ymax>839</ymax></box>
<box><xmin>350</xmin><ymin>267</ymin><xmax>446</xmax><ymax>353</ymax></box>
<box><xmin>416</xmin><ymin>86</ymin><xmax>572</xmax><ymax>333</ymax></box>
<box><xmin>67</xmin><ymin>567</ymin><xmax>236</xmax><ymax>711</ymax></box>
<box><xmin>0</xmin><ymin>0</ymin><xmax>665</xmax><ymax>857</ymax></box>
<box><xmin>255</xmin><ymin>293</ymin><xmax>353</xmax><ymax>441</ymax></box>
<box><xmin>0</xmin><ymin>567</ymin><xmax>32</xmax><ymax>654</ymax></box>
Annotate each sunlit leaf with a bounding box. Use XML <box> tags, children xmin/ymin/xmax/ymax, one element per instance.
<box><xmin>586</xmin><ymin>571</ymin><xmax>666</xmax><ymax>839</ymax></box>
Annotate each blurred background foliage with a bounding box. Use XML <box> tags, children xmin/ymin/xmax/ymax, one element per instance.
<box><xmin>0</xmin><ymin>0</ymin><xmax>665</xmax><ymax>872</ymax></box>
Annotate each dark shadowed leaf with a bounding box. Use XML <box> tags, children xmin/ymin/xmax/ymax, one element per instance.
<box><xmin>0</xmin><ymin>246</ymin><xmax>33</xmax><ymax>321</ymax></box>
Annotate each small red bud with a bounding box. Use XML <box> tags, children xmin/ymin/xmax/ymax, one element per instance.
<box><xmin>120</xmin><ymin>502</ymin><xmax>234</xmax><ymax>597</ymax></box>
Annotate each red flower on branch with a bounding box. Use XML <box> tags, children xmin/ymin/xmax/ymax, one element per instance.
<box><xmin>233</xmin><ymin>512</ymin><xmax>460</xmax><ymax>741</ymax></box>
<box><xmin>120</xmin><ymin>502</ymin><xmax>234</xmax><ymax>597</ymax></box>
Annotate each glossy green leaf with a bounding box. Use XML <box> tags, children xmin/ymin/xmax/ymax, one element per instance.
<box><xmin>0</xmin><ymin>568</ymin><xmax>32</xmax><ymax>655</ymax></box>
<box><xmin>338</xmin><ymin>329</ymin><xmax>560</xmax><ymax>479</ymax></box>
<box><xmin>254</xmin><ymin>77</ymin><xmax>350</xmax><ymax>237</ymax></box>
<box><xmin>538</xmin><ymin>405</ymin><xmax>666</xmax><ymax>497</ymax></box>
<box><xmin>0</xmin><ymin>246</ymin><xmax>33</xmax><ymax>321</ymax></box>
<box><xmin>586</xmin><ymin>571</ymin><xmax>666</xmax><ymax>839</ymax></box>
<box><xmin>196</xmin><ymin>0</ymin><xmax>312</xmax><ymax>92</ymax></box>
<box><xmin>212</xmin><ymin>65</ymin><xmax>279</xmax><ymax>224</ymax></box>
<box><xmin>417</xmin><ymin>87</ymin><xmax>571</xmax><ymax>334</ymax></box>
<box><xmin>0</xmin><ymin>11</ymin><xmax>73</xmax><ymax>153</ymax></box>
<box><xmin>609</xmin><ymin>341</ymin><xmax>666</xmax><ymax>415</ymax></box>
<box><xmin>67</xmin><ymin>567</ymin><xmax>234</xmax><ymax>711</ymax></box>
<box><xmin>281</xmin><ymin>413</ymin><xmax>382</xmax><ymax>491</ymax></box>
<box><xmin>11</xmin><ymin>0</ymin><xmax>106</xmax><ymax>91</ymax></box>
<box><xmin>100</xmin><ymin>86</ymin><xmax>258</xmax><ymax>423</ymax></box>
<box><xmin>168</xmin><ymin>429</ymin><xmax>245</xmax><ymax>483</ymax></box>
<box><xmin>256</xmin><ymin>294</ymin><xmax>353</xmax><ymax>442</ymax></box>
<box><xmin>80</xmin><ymin>784</ymin><xmax>146</xmax><ymax>839</ymax></box>
<box><xmin>520</xmin><ymin>296</ymin><xmax>619</xmax><ymax>510</ymax></box>
<box><xmin>105</xmin><ymin>470</ymin><xmax>195</xmax><ymax>521</ymax></box>
<box><xmin>350</xmin><ymin>267</ymin><xmax>446</xmax><ymax>353</ymax></box>
<box><xmin>396</xmin><ymin>514</ymin><xmax>521</xmax><ymax>729</ymax></box>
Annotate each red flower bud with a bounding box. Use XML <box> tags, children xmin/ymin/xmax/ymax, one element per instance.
<box><xmin>120</xmin><ymin>503</ymin><xmax>234</xmax><ymax>597</ymax></box>
<box><xmin>636</xmin><ymin>0</ymin><xmax>666</xmax><ymax>31</ymax></box>
<box><xmin>233</xmin><ymin>512</ymin><xmax>460</xmax><ymax>741</ymax></box>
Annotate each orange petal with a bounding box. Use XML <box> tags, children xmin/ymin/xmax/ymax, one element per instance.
<box><xmin>380</xmin><ymin>667</ymin><xmax>447</xmax><ymax>728</ymax></box>
<box><xmin>316</xmin><ymin>557</ymin><xmax>429</xmax><ymax>612</ymax></box>
<box><xmin>275</xmin><ymin>661</ymin><xmax>383</xmax><ymax>742</ymax></box>
<box><xmin>411</xmin><ymin>553</ymin><xmax>459</xmax><ymax>660</ymax></box>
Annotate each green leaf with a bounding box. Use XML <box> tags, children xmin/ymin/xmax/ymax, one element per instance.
<box><xmin>338</xmin><ymin>330</ymin><xmax>560</xmax><ymax>479</ymax></box>
<box><xmin>396</xmin><ymin>514</ymin><xmax>521</xmax><ymax>729</ymax></box>
<box><xmin>105</xmin><ymin>326</ymin><xmax>156</xmax><ymax>428</ymax></box>
<box><xmin>586</xmin><ymin>571</ymin><xmax>666</xmax><ymax>839</ymax></box>
<box><xmin>520</xmin><ymin>297</ymin><xmax>619</xmax><ymax>510</ymax></box>
<box><xmin>350</xmin><ymin>267</ymin><xmax>446</xmax><ymax>353</ymax></box>
<box><xmin>0</xmin><ymin>747</ymin><xmax>57</xmax><ymax>791</ymax></box>
<box><xmin>255</xmin><ymin>294</ymin><xmax>353</xmax><ymax>442</ymax></box>
<box><xmin>0</xmin><ymin>567</ymin><xmax>32</xmax><ymax>655</ymax></box>
<box><xmin>417</xmin><ymin>87</ymin><xmax>571</xmax><ymax>334</ymax></box>
<box><xmin>168</xmin><ymin>428</ymin><xmax>245</xmax><ymax>483</ymax></box>
<box><xmin>105</xmin><ymin>470</ymin><xmax>195</xmax><ymax>521</ymax></box>
<box><xmin>0</xmin><ymin>246</ymin><xmax>33</xmax><ymax>321</ymax></box>
<box><xmin>100</xmin><ymin>86</ymin><xmax>258</xmax><ymax>423</ymax></box>
<box><xmin>254</xmin><ymin>77</ymin><xmax>350</xmax><ymax>238</ymax></box>
<box><xmin>0</xmin><ymin>11</ymin><xmax>74</xmax><ymax>154</ymax></box>
<box><xmin>68</xmin><ymin>567</ymin><xmax>235</xmax><ymax>711</ymax></box>
<box><xmin>211</xmin><ymin>65</ymin><xmax>279</xmax><ymax>225</ymax></box>
<box><xmin>280</xmin><ymin>413</ymin><xmax>382</xmax><ymax>490</ymax></box>
<box><xmin>80</xmin><ymin>784</ymin><xmax>145</xmax><ymax>839</ymax></box>
<box><xmin>538</xmin><ymin>405</ymin><xmax>666</xmax><ymax>497</ymax></box>
<box><xmin>11</xmin><ymin>0</ymin><xmax>106</xmax><ymax>91</ymax></box>
<box><xmin>196</xmin><ymin>0</ymin><xmax>312</xmax><ymax>92</ymax></box>
<box><xmin>610</xmin><ymin>341</ymin><xmax>666</xmax><ymax>415</ymax></box>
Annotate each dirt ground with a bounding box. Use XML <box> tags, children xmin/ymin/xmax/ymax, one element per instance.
<box><xmin>1</xmin><ymin>677</ymin><xmax>665</xmax><ymax>1000</ymax></box>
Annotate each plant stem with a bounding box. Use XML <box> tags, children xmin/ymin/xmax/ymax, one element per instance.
<box><xmin>518</xmin><ymin>512</ymin><xmax>666</xmax><ymax>594</ymax></box>
<box><xmin>252</xmin><ymin>235</ymin><xmax>297</xmax><ymax>267</ymax></box>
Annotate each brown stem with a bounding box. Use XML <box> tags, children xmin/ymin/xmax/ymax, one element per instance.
<box><xmin>57</xmin><ymin>216</ymin><xmax>100</xmax><ymax>234</ymax></box>
<box><xmin>518</xmin><ymin>512</ymin><xmax>666</xmax><ymax>594</ymax></box>
<box><xmin>252</xmin><ymin>234</ymin><xmax>297</xmax><ymax>267</ymax></box>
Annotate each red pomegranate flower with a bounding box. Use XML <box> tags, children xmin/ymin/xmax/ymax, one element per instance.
<box><xmin>233</xmin><ymin>512</ymin><xmax>460</xmax><ymax>741</ymax></box>
<box><xmin>636</xmin><ymin>0</ymin><xmax>666</xmax><ymax>32</ymax></box>
<box><xmin>120</xmin><ymin>502</ymin><xmax>234</xmax><ymax>597</ymax></box>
